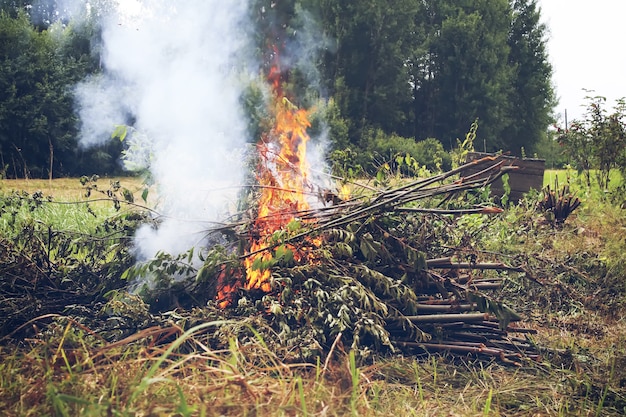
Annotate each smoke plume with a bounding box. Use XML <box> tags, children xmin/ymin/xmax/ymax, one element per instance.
<box><xmin>74</xmin><ymin>1</ymin><xmax>252</xmax><ymax>261</ymax></box>
<box><xmin>68</xmin><ymin>0</ymin><xmax>337</xmax><ymax>297</ymax></box>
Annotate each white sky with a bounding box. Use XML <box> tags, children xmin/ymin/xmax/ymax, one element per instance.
<box><xmin>538</xmin><ymin>0</ymin><xmax>626</xmax><ymax>124</ymax></box>
<box><xmin>115</xmin><ymin>0</ymin><xmax>142</xmax><ymax>15</ymax></box>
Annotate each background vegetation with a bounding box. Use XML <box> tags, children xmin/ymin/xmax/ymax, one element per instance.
<box><xmin>1</xmin><ymin>0</ymin><xmax>555</xmax><ymax>179</ymax></box>
<box><xmin>1</xmin><ymin>1</ymin><xmax>626</xmax><ymax>414</ymax></box>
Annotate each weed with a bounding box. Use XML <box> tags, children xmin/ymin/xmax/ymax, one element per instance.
<box><xmin>349</xmin><ymin>349</ymin><xmax>360</xmax><ymax>415</ymax></box>
<box><xmin>538</xmin><ymin>177</ymin><xmax>581</xmax><ymax>225</ymax></box>
<box><xmin>483</xmin><ymin>388</ymin><xmax>493</xmax><ymax>416</ymax></box>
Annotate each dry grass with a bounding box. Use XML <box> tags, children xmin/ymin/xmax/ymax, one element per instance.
<box><xmin>0</xmin><ymin>176</ymin><xmax>147</xmax><ymax>201</ymax></box>
<box><xmin>1</xmin><ymin>320</ymin><xmax>623</xmax><ymax>416</ymax></box>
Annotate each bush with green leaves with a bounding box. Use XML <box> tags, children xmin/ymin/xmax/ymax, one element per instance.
<box><xmin>0</xmin><ymin>187</ymin><xmax>147</xmax><ymax>338</ymax></box>
<box><xmin>360</xmin><ymin>128</ymin><xmax>451</xmax><ymax>176</ymax></box>
<box><xmin>557</xmin><ymin>95</ymin><xmax>626</xmax><ymax>190</ymax></box>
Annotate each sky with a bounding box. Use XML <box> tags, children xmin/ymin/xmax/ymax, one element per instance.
<box><xmin>538</xmin><ymin>0</ymin><xmax>626</xmax><ymax>124</ymax></box>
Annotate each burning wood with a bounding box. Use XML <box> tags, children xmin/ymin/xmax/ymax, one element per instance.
<box><xmin>205</xmin><ymin>152</ymin><xmax>537</xmax><ymax>364</ymax></box>
<box><xmin>207</xmin><ymin>46</ymin><xmax>538</xmax><ymax>364</ymax></box>
<box><xmin>217</xmin><ymin>54</ymin><xmax>319</xmax><ymax>307</ymax></box>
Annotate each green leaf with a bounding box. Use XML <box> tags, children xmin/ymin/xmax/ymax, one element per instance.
<box><xmin>376</xmin><ymin>169</ymin><xmax>385</xmax><ymax>184</ymax></box>
<box><xmin>122</xmin><ymin>188</ymin><xmax>134</xmax><ymax>203</ymax></box>
<box><xmin>111</xmin><ymin>124</ymin><xmax>128</xmax><ymax>141</ymax></box>
<box><xmin>175</xmin><ymin>384</ymin><xmax>197</xmax><ymax>416</ymax></box>
<box><xmin>359</xmin><ymin>233</ymin><xmax>383</xmax><ymax>262</ymax></box>
<box><xmin>286</xmin><ymin>219</ymin><xmax>302</xmax><ymax>233</ymax></box>
<box><xmin>251</xmin><ymin>256</ymin><xmax>266</xmax><ymax>271</ymax></box>
<box><xmin>275</xmin><ymin>245</ymin><xmax>294</xmax><ymax>265</ymax></box>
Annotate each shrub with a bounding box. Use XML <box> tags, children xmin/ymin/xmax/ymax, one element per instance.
<box><xmin>557</xmin><ymin>95</ymin><xmax>626</xmax><ymax>190</ymax></box>
<box><xmin>537</xmin><ymin>178</ymin><xmax>581</xmax><ymax>226</ymax></box>
<box><xmin>362</xmin><ymin>128</ymin><xmax>451</xmax><ymax>175</ymax></box>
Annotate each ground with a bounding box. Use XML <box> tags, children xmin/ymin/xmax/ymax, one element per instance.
<box><xmin>0</xmin><ymin>172</ymin><xmax>625</xmax><ymax>416</ymax></box>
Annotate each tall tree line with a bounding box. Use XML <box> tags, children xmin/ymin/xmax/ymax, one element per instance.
<box><xmin>309</xmin><ymin>0</ymin><xmax>555</xmax><ymax>154</ymax></box>
<box><xmin>0</xmin><ymin>2</ymin><xmax>121</xmax><ymax>179</ymax></box>
<box><xmin>0</xmin><ymin>0</ymin><xmax>554</xmax><ymax>178</ymax></box>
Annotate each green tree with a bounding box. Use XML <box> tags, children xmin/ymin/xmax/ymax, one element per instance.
<box><xmin>558</xmin><ymin>96</ymin><xmax>626</xmax><ymax>190</ymax></box>
<box><xmin>314</xmin><ymin>0</ymin><xmax>418</xmax><ymax>145</ymax></box>
<box><xmin>410</xmin><ymin>0</ymin><xmax>514</xmax><ymax>150</ymax></box>
<box><xmin>504</xmin><ymin>0</ymin><xmax>555</xmax><ymax>155</ymax></box>
<box><xmin>0</xmin><ymin>11</ymin><xmax>99</xmax><ymax>178</ymax></box>
<box><xmin>314</xmin><ymin>0</ymin><xmax>555</xmax><ymax>157</ymax></box>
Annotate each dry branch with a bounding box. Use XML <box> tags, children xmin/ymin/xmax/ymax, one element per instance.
<box><xmin>401</xmin><ymin>313</ymin><xmax>490</xmax><ymax>324</ymax></box>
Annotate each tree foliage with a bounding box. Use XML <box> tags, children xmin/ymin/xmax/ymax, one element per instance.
<box><xmin>315</xmin><ymin>0</ymin><xmax>554</xmax><ymax>156</ymax></box>
<box><xmin>1</xmin><ymin>0</ymin><xmax>556</xmax><ymax>178</ymax></box>
<box><xmin>411</xmin><ymin>1</ymin><xmax>513</xmax><ymax>149</ymax></box>
<box><xmin>0</xmin><ymin>11</ymin><xmax>74</xmax><ymax>178</ymax></box>
<box><xmin>504</xmin><ymin>0</ymin><xmax>555</xmax><ymax>153</ymax></box>
<box><xmin>315</xmin><ymin>0</ymin><xmax>418</xmax><ymax>141</ymax></box>
<box><xmin>0</xmin><ymin>8</ymin><xmax>120</xmax><ymax>178</ymax></box>
<box><xmin>557</xmin><ymin>95</ymin><xmax>626</xmax><ymax>190</ymax></box>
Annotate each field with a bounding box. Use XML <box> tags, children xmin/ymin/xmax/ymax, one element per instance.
<box><xmin>1</xmin><ymin>171</ymin><xmax>625</xmax><ymax>416</ymax></box>
<box><xmin>0</xmin><ymin>176</ymin><xmax>146</xmax><ymax>200</ymax></box>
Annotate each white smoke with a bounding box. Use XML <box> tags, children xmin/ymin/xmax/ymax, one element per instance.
<box><xmin>70</xmin><ymin>0</ymin><xmax>340</xmax><ymax>290</ymax></box>
<box><xmin>74</xmin><ymin>0</ymin><xmax>252</xmax><ymax>260</ymax></box>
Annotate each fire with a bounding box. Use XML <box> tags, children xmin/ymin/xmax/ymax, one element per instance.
<box><xmin>339</xmin><ymin>184</ymin><xmax>351</xmax><ymax>201</ymax></box>
<box><xmin>216</xmin><ymin>57</ymin><xmax>314</xmax><ymax>307</ymax></box>
<box><xmin>244</xmin><ymin>84</ymin><xmax>313</xmax><ymax>291</ymax></box>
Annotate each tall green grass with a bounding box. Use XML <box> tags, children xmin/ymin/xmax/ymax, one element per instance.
<box><xmin>0</xmin><ymin>177</ymin><xmax>147</xmax><ymax>237</ymax></box>
<box><xmin>544</xmin><ymin>168</ymin><xmax>624</xmax><ymax>194</ymax></box>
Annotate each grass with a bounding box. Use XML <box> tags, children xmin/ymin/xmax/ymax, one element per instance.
<box><xmin>2</xmin><ymin>332</ymin><xmax>621</xmax><ymax>416</ymax></box>
<box><xmin>543</xmin><ymin>168</ymin><xmax>624</xmax><ymax>195</ymax></box>
<box><xmin>0</xmin><ymin>176</ymin><xmax>147</xmax><ymax>201</ymax></box>
<box><xmin>0</xmin><ymin>176</ymin><xmax>151</xmax><ymax>236</ymax></box>
<box><xmin>1</xmin><ymin>173</ymin><xmax>625</xmax><ymax>416</ymax></box>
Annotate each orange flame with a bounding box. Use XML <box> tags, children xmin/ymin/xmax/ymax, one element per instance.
<box><xmin>216</xmin><ymin>56</ymin><xmax>314</xmax><ymax>307</ymax></box>
<box><xmin>339</xmin><ymin>184</ymin><xmax>351</xmax><ymax>201</ymax></box>
<box><xmin>244</xmin><ymin>85</ymin><xmax>313</xmax><ymax>292</ymax></box>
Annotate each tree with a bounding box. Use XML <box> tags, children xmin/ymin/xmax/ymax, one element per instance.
<box><xmin>315</xmin><ymin>0</ymin><xmax>555</xmax><ymax>155</ymax></box>
<box><xmin>558</xmin><ymin>96</ymin><xmax>626</xmax><ymax>190</ymax></box>
<box><xmin>0</xmin><ymin>11</ymin><xmax>101</xmax><ymax>178</ymax></box>
<box><xmin>410</xmin><ymin>0</ymin><xmax>514</xmax><ymax>150</ymax></box>
<box><xmin>0</xmin><ymin>0</ymin><xmax>558</xmax><ymax>178</ymax></box>
<box><xmin>503</xmin><ymin>0</ymin><xmax>555</xmax><ymax>154</ymax></box>
<box><xmin>314</xmin><ymin>0</ymin><xmax>418</xmax><ymax>145</ymax></box>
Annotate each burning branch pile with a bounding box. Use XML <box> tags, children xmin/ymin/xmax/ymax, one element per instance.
<box><xmin>0</xmin><ymin>44</ymin><xmax>539</xmax><ymax>367</ymax></box>
<box><xmin>207</xmin><ymin>154</ymin><xmax>537</xmax><ymax>365</ymax></box>
<box><xmin>190</xmin><ymin>45</ymin><xmax>539</xmax><ymax>365</ymax></box>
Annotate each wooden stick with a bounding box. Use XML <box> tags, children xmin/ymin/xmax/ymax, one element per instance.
<box><xmin>399</xmin><ymin>313</ymin><xmax>489</xmax><ymax>323</ymax></box>
<box><xmin>398</xmin><ymin>207</ymin><xmax>504</xmax><ymax>215</ymax></box>
<box><xmin>415</xmin><ymin>303</ymin><xmax>477</xmax><ymax>313</ymax></box>
<box><xmin>427</xmin><ymin>261</ymin><xmax>525</xmax><ymax>272</ymax></box>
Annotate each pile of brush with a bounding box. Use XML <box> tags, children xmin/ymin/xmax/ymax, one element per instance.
<box><xmin>1</xmin><ymin>157</ymin><xmax>541</xmax><ymax>367</ymax></box>
<box><xmin>183</xmin><ymin>156</ymin><xmax>540</xmax><ymax>365</ymax></box>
